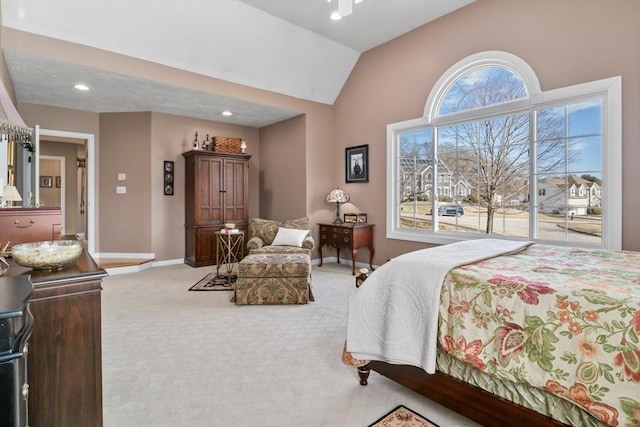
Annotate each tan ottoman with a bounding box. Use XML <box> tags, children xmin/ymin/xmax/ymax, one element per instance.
<box><xmin>235</xmin><ymin>253</ymin><xmax>313</xmax><ymax>305</ymax></box>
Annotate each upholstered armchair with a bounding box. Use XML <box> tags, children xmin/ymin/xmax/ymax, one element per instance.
<box><xmin>246</xmin><ymin>217</ymin><xmax>315</xmax><ymax>255</ymax></box>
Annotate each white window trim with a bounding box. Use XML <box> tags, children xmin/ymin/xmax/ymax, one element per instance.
<box><xmin>387</xmin><ymin>51</ymin><xmax>621</xmax><ymax>249</ymax></box>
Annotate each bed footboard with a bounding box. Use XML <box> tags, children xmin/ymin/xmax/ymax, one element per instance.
<box><xmin>362</xmin><ymin>361</ymin><xmax>569</xmax><ymax>427</ymax></box>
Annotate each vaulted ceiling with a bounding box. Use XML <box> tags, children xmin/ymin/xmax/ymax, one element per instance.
<box><xmin>1</xmin><ymin>0</ymin><xmax>473</xmax><ymax>127</ymax></box>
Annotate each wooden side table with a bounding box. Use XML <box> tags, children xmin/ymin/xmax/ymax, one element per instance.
<box><xmin>318</xmin><ymin>223</ymin><xmax>375</xmax><ymax>275</ymax></box>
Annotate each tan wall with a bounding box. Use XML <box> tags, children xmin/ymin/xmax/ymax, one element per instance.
<box><xmin>99</xmin><ymin>112</ymin><xmax>152</xmax><ymax>253</ymax></box>
<box><xmin>258</xmin><ymin>115</ymin><xmax>306</xmax><ymax>221</ymax></box>
<box><xmin>302</xmin><ymin>105</ymin><xmax>338</xmax><ymax>252</ymax></box>
<box><xmin>334</xmin><ymin>0</ymin><xmax>640</xmax><ymax>260</ymax></box>
<box><xmin>17</xmin><ymin>103</ymin><xmax>100</xmax><ymax>136</ymax></box>
<box><xmin>258</xmin><ymin>107</ymin><xmax>336</xmax><ymax>246</ymax></box>
<box><xmin>150</xmin><ymin>112</ymin><xmax>260</xmax><ymax>260</ymax></box>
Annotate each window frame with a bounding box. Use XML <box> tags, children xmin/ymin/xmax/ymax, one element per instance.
<box><xmin>386</xmin><ymin>51</ymin><xmax>622</xmax><ymax>249</ymax></box>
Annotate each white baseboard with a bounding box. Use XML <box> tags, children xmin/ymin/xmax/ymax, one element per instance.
<box><xmin>152</xmin><ymin>258</ymin><xmax>185</xmax><ymax>267</ymax></box>
<box><xmin>95</xmin><ymin>252</ymin><xmax>155</xmax><ymax>259</ymax></box>
<box><xmin>104</xmin><ymin>263</ymin><xmax>153</xmax><ymax>275</ymax></box>
<box><xmin>104</xmin><ymin>257</ymin><xmax>183</xmax><ymax>275</ymax></box>
<box><xmin>310</xmin><ymin>256</ymin><xmax>379</xmax><ymax>271</ymax></box>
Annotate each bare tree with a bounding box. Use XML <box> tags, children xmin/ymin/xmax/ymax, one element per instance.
<box><xmin>437</xmin><ymin>70</ymin><xmax>570</xmax><ymax>234</ymax></box>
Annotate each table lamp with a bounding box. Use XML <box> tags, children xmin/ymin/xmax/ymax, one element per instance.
<box><xmin>2</xmin><ymin>185</ymin><xmax>22</xmax><ymax>207</ymax></box>
<box><xmin>325</xmin><ymin>188</ymin><xmax>350</xmax><ymax>224</ymax></box>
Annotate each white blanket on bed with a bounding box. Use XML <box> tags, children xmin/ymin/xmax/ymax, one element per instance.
<box><xmin>346</xmin><ymin>238</ymin><xmax>532</xmax><ymax>373</ymax></box>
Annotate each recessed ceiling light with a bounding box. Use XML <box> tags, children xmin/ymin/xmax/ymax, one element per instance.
<box><xmin>74</xmin><ymin>84</ymin><xmax>89</xmax><ymax>91</ymax></box>
<box><xmin>330</xmin><ymin>11</ymin><xmax>342</xmax><ymax>20</ymax></box>
<box><xmin>222</xmin><ymin>111</ymin><xmax>233</xmax><ymax>116</ymax></box>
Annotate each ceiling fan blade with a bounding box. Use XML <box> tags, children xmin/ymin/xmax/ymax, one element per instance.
<box><xmin>338</xmin><ymin>0</ymin><xmax>352</xmax><ymax>17</ymax></box>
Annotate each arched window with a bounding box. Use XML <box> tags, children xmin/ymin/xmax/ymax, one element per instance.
<box><xmin>438</xmin><ymin>66</ymin><xmax>528</xmax><ymax>116</ymax></box>
<box><xmin>387</xmin><ymin>51</ymin><xmax>621</xmax><ymax>249</ymax></box>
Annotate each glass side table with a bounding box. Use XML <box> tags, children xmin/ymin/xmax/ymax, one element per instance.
<box><xmin>214</xmin><ymin>230</ymin><xmax>245</xmax><ymax>286</ymax></box>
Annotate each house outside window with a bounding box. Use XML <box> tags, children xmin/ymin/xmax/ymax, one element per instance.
<box><xmin>387</xmin><ymin>51</ymin><xmax>621</xmax><ymax>249</ymax></box>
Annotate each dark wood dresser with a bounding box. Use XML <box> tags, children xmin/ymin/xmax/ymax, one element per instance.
<box><xmin>0</xmin><ymin>275</ymin><xmax>33</xmax><ymax>427</ymax></box>
<box><xmin>6</xmin><ymin>250</ymin><xmax>107</xmax><ymax>427</ymax></box>
<box><xmin>318</xmin><ymin>223</ymin><xmax>375</xmax><ymax>275</ymax></box>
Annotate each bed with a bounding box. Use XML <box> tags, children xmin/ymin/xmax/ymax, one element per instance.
<box><xmin>344</xmin><ymin>239</ymin><xmax>639</xmax><ymax>427</ymax></box>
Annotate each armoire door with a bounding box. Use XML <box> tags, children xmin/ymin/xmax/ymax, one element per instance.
<box><xmin>195</xmin><ymin>156</ymin><xmax>224</xmax><ymax>225</ymax></box>
<box><xmin>223</xmin><ymin>158</ymin><xmax>248</xmax><ymax>225</ymax></box>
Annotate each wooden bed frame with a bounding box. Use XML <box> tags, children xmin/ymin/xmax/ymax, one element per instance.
<box><xmin>357</xmin><ymin>362</ymin><xmax>569</xmax><ymax>427</ymax></box>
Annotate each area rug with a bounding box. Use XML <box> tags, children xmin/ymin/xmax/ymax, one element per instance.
<box><xmin>369</xmin><ymin>405</ymin><xmax>439</xmax><ymax>427</ymax></box>
<box><xmin>188</xmin><ymin>273</ymin><xmax>235</xmax><ymax>291</ymax></box>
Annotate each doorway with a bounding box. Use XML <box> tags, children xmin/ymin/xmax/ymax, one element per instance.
<box><xmin>36</xmin><ymin>128</ymin><xmax>96</xmax><ymax>255</ymax></box>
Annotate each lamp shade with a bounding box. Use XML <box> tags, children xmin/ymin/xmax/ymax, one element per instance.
<box><xmin>325</xmin><ymin>188</ymin><xmax>350</xmax><ymax>204</ymax></box>
<box><xmin>2</xmin><ymin>185</ymin><xmax>22</xmax><ymax>207</ymax></box>
<box><xmin>2</xmin><ymin>185</ymin><xmax>22</xmax><ymax>202</ymax></box>
<box><xmin>326</xmin><ymin>188</ymin><xmax>350</xmax><ymax>225</ymax></box>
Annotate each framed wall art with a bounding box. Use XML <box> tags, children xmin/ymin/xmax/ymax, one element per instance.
<box><xmin>40</xmin><ymin>176</ymin><xmax>53</xmax><ymax>188</ymax></box>
<box><xmin>345</xmin><ymin>144</ymin><xmax>369</xmax><ymax>183</ymax></box>
<box><xmin>55</xmin><ymin>176</ymin><xmax>62</xmax><ymax>188</ymax></box>
<box><xmin>164</xmin><ymin>161</ymin><xmax>174</xmax><ymax>195</ymax></box>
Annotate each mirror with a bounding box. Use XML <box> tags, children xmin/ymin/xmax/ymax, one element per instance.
<box><xmin>1</xmin><ymin>129</ymin><xmax>35</xmax><ymax>207</ymax></box>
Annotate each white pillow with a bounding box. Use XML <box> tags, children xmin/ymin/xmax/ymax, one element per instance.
<box><xmin>271</xmin><ymin>227</ymin><xmax>309</xmax><ymax>247</ymax></box>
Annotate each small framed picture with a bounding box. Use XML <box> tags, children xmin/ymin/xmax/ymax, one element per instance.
<box><xmin>344</xmin><ymin>213</ymin><xmax>358</xmax><ymax>223</ymax></box>
<box><xmin>55</xmin><ymin>176</ymin><xmax>62</xmax><ymax>188</ymax></box>
<box><xmin>345</xmin><ymin>144</ymin><xmax>369</xmax><ymax>183</ymax></box>
<box><xmin>344</xmin><ymin>213</ymin><xmax>368</xmax><ymax>223</ymax></box>
<box><xmin>40</xmin><ymin>176</ymin><xmax>53</xmax><ymax>188</ymax></box>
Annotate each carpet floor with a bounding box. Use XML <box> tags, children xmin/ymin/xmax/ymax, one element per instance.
<box><xmin>102</xmin><ymin>262</ymin><xmax>478</xmax><ymax>427</ymax></box>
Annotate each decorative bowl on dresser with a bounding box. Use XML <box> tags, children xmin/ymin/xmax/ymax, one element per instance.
<box><xmin>11</xmin><ymin>240</ymin><xmax>83</xmax><ymax>270</ymax></box>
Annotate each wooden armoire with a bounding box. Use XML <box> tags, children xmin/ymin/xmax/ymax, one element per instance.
<box><xmin>183</xmin><ymin>150</ymin><xmax>251</xmax><ymax>267</ymax></box>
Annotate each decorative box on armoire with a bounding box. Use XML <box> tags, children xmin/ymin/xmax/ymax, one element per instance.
<box><xmin>183</xmin><ymin>150</ymin><xmax>251</xmax><ymax>267</ymax></box>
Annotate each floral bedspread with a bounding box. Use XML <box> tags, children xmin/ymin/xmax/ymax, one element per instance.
<box><xmin>439</xmin><ymin>244</ymin><xmax>639</xmax><ymax>427</ymax></box>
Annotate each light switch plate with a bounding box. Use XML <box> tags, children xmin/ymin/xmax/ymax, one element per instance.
<box><xmin>116</xmin><ymin>186</ymin><xmax>126</xmax><ymax>194</ymax></box>
<box><xmin>117</xmin><ymin>173</ymin><xmax>126</xmax><ymax>181</ymax></box>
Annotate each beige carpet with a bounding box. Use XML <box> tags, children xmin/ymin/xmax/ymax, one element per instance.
<box><xmin>101</xmin><ymin>262</ymin><xmax>478</xmax><ymax>427</ymax></box>
<box><xmin>369</xmin><ymin>405</ymin><xmax>439</xmax><ymax>427</ymax></box>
